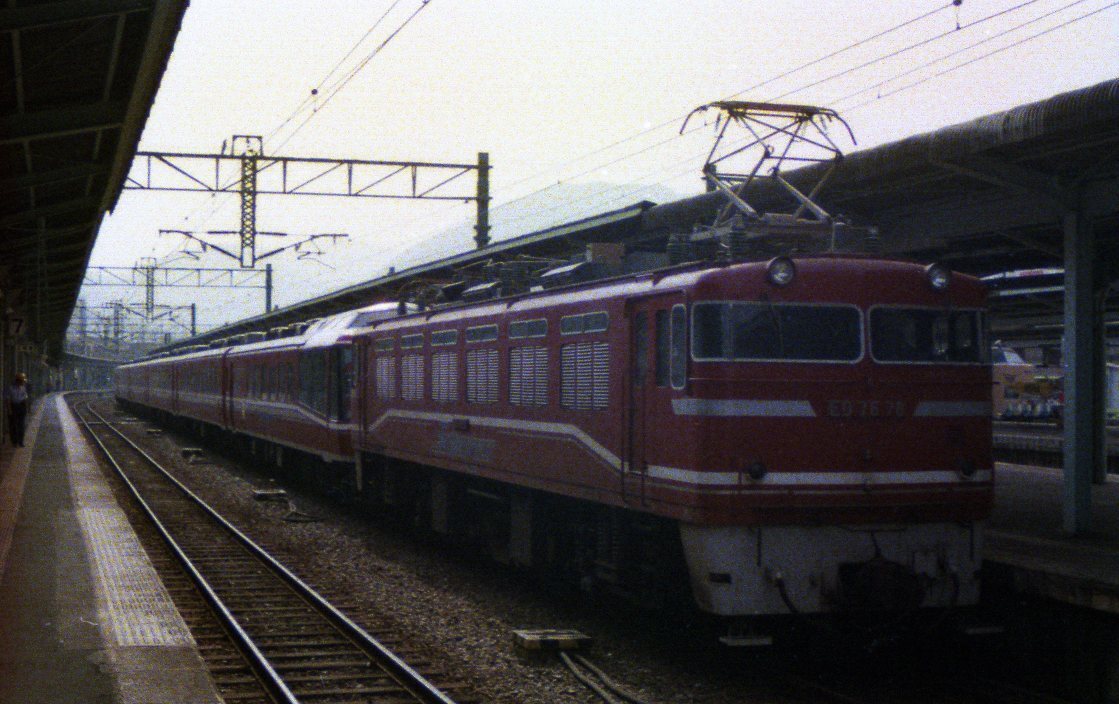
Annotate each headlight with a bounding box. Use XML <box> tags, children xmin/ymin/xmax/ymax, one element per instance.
<box><xmin>767</xmin><ymin>257</ymin><xmax>796</xmax><ymax>286</ymax></box>
<box><xmin>926</xmin><ymin>262</ymin><xmax>951</xmax><ymax>291</ymax></box>
<box><xmin>747</xmin><ymin>460</ymin><xmax>767</xmax><ymax>481</ymax></box>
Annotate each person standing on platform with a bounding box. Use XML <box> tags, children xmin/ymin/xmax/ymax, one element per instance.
<box><xmin>6</xmin><ymin>373</ymin><xmax>29</xmax><ymax>447</ymax></box>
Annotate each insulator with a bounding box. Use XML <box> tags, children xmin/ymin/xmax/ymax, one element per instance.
<box><xmin>727</xmin><ymin>228</ymin><xmax>752</xmax><ymax>260</ymax></box>
<box><xmin>667</xmin><ymin>235</ymin><xmax>693</xmax><ymax>265</ymax></box>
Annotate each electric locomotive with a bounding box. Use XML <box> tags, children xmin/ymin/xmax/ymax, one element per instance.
<box><xmin>349</xmin><ymin>252</ymin><xmax>991</xmax><ymax>619</ymax></box>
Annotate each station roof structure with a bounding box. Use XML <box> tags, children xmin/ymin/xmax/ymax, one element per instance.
<box><xmin>176</xmin><ymin>77</ymin><xmax>1119</xmax><ymax>351</ymax></box>
<box><xmin>1</xmin><ymin>0</ymin><xmax>188</xmax><ymax>359</ymax></box>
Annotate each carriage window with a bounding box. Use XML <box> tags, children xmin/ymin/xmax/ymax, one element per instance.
<box><xmin>561</xmin><ymin>311</ymin><xmax>609</xmax><ymax>335</ymax></box>
<box><xmin>509</xmin><ymin>319</ymin><xmax>547</xmax><ymax>339</ymax></box>
<box><xmin>432</xmin><ymin>330</ymin><xmax>458</xmax><ymax>346</ymax></box>
<box><xmin>299</xmin><ymin>350</ymin><xmax>328</xmax><ymax>414</ymax></box>
<box><xmin>870</xmin><ymin>307</ymin><xmax>987</xmax><ymax>364</ymax></box>
<box><xmin>335</xmin><ymin>347</ymin><xmax>354</xmax><ymax>421</ymax></box>
<box><xmin>401</xmin><ymin>333</ymin><xmax>424</xmax><ymax>349</ymax></box>
<box><xmin>466</xmin><ymin>324</ymin><xmax>498</xmax><ymax>343</ymax></box>
<box><xmin>692</xmin><ymin>302</ymin><xmax>861</xmax><ymax>362</ymax></box>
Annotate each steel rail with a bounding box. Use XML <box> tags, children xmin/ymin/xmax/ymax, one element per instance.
<box><xmin>74</xmin><ymin>397</ymin><xmax>458</xmax><ymax>704</ymax></box>
<box><xmin>73</xmin><ymin>399</ymin><xmax>298</xmax><ymax>704</ymax></box>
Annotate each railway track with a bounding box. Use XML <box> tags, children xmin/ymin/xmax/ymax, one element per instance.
<box><xmin>73</xmin><ymin>396</ymin><xmax>473</xmax><ymax>704</ymax></box>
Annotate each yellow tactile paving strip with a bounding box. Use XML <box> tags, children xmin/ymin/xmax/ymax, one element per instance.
<box><xmin>58</xmin><ymin>396</ymin><xmax>195</xmax><ymax>648</ymax></box>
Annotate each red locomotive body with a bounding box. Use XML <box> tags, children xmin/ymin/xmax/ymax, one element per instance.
<box><xmin>352</xmin><ymin>254</ymin><xmax>991</xmax><ymax>616</ymax></box>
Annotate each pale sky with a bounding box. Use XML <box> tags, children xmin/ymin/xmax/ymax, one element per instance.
<box><xmin>78</xmin><ymin>0</ymin><xmax>1119</xmax><ymax>341</ymax></box>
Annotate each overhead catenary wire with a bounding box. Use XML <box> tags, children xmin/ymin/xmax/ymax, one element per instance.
<box><xmin>264</xmin><ymin>0</ymin><xmax>407</xmax><ymax>147</ymax></box>
<box><xmin>159</xmin><ymin>0</ymin><xmax>432</xmax><ymax>257</ymax></box>
<box><xmin>830</xmin><ymin>0</ymin><xmax>1105</xmax><ymax>108</ymax></box>
<box><xmin>465</xmin><ymin>0</ymin><xmax>1057</xmax><ymax>237</ymax></box>
<box><xmin>477</xmin><ymin>0</ymin><xmax>1110</xmax><ymax>239</ymax></box>
<box><xmin>768</xmin><ymin>0</ymin><xmax>1050</xmax><ymax>103</ymax></box>
<box><xmin>843</xmin><ymin>0</ymin><xmax>1119</xmax><ymax>112</ymax></box>
<box><xmin>269</xmin><ymin>0</ymin><xmax>434</xmax><ymax>155</ymax></box>
<box><xmin>491</xmin><ymin>1</ymin><xmax>961</xmax><ymax>204</ymax></box>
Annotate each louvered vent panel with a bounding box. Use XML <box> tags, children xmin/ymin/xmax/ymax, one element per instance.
<box><xmin>467</xmin><ymin>349</ymin><xmax>499</xmax><ymax>404</ymax></box>
<box><xmin>432</xmin><ymin>351</ymin><xmax>459</xmax><ymax>402</ymax></box>
<box><xmin>510</xmin><ymin>346</ymin><xmax>548</xmax><ymax>407</ymax></box>
<box><xmin>375</xmin><ymin>356</ymin><xmax>397</xmax><ymax>400</ymax></box>
<box><xmin>561</xmin><ymin>342</ymin><xmax>609</xmax><ymax>410</ymax></box>
<box><xmin>402</xmin><ymin>354</ymin><xmax>424</xmax><ymax>401</ymax></box>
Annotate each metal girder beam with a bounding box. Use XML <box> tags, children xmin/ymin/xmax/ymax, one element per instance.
<box><xmin>998</xmin><ymin>229</ymin><xmax>1063</xmax><ymax>261</ymax></box>
<box><xmin>0</xmin><ymin>197</ymin><xmax>97</xmax><ymax>227</ymax></box>
<box><xmin>124</xmin><ymin>152</ymin><xmax>484</xmax><ymax>200</ymax></box>
<box><xmin>930</xmin><ymin>154</ymin><xmax>1068</xmax><ymax>206</ymax></box>
<box><xmin>0</xmin><ymin>226</ymin><xmax>88</xmax><ymax>249</ymax></box>
<box><xmin>1083</xmin><ymin>174</ymin><xmax>1119</xmax><ymax>219</ymax></box>
<box><xmin>0</xmin><ymin>0</ymin><xmax>151</xmax><ymax>31</ymax></box>
<box><xmin>82</xmin><ymin>266</ymin><xmax>268</xmax><ymax>288</ymax></box>
<box><xmin>876</xmin><ymin>190</ymin><xmax>1062</xmax><ymax>252</ymax></box>
<box><xmin>991</xmin><ymin>310</ymin><xmax>1119</xmax><ymax>331</ymax></box>
<box><xmin>0</xmin><ymin>163</ymin><xmax>110</xmax><ymax>194</ymax></box>
<box><xmin>0</xmin><ymin>101</ymin><xmax>127</xmax><ymax>144</ymax></box>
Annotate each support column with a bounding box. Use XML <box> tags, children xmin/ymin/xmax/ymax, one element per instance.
<box><xmin>1094</xmin><ymin>286</ymin><xmax>1108</xmax><ymax>485</ymax></box>
<box><xmin>265</xmin><ymin>263</ymin><xmax>273</xmax><ymax>313</ymax></box>
<box><xmin>1062</xmin><ymin>206</ymin><xmax>1098</xmax><ymax>535</ymax></box>
<box><xmin>240</xmin><ymin>153</ymin><xmax>257</xmax><ymax>268</ymax></box>
<box><xmin>474</xmin><ymin>151</ymin><xmax>490</xmax><ymax>249</ymax></box>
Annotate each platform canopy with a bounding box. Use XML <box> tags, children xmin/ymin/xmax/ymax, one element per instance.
<box><xmin>0</xmin><ymin>0</ymin><xmax>188</xmax><ymax>360</ymax></box>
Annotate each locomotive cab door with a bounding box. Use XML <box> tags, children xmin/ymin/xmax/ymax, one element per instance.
<box><xmin>626</xmin><ymin>294</ymin><xmax>684</xmax><ymax>506</ymax></box>
<box><xmin>626</xmin><ymin>309</ymin><xmax>649</xmax><ymax>505</ymax></box>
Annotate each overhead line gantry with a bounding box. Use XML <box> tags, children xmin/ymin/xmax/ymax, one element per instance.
<box><xmin>123</xmin><ymin>137</ymin><xmax>492</xmax><ymax>267</ymax></box>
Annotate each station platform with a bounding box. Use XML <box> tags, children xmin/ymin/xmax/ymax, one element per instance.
<box><xmin>0</xmin><ymin>394</ymin><xmax>221</xmax><ymax>704</ymax></box>
<box><xmin>987</xmin><ymin>462</ymin><xmax>1119</xmax><ymax>614</ymax></box>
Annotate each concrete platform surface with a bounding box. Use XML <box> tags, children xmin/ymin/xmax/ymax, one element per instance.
<box><xmin>0</xmin><ymin>395</ymin><xmax>221</xmax><ymax>704</ymax></box>
<box><xmin>987</xmin><ymin>462</ymin><xmax>1119</xmax><ymax>613</ymax></box>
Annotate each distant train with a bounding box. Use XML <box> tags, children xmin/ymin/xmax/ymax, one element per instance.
<box><xmin>116</xmin><ymin>253</ymin><xmax>992</xmax><ymax>625</ymax></box>
<box><xmin>991</xmin><ymin>343</ymin><xmax>1064</xmax><ymax>421</ymax></box>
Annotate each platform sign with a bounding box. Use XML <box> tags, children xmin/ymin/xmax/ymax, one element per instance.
<box><xmin>7</xmin><ymin>316</ymin><xmax>25</xmax><ymax>338</ymax></box>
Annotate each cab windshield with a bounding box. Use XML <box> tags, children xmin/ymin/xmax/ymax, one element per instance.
<box><xmin>869</xmin><ymin>307</ymin><xmax>987</xmax><ymax>364</ymax></box>
<box><xmin>691</xmin><ymin>302</ymin><xmax>862</xmax><ymax>362</ymax></box>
